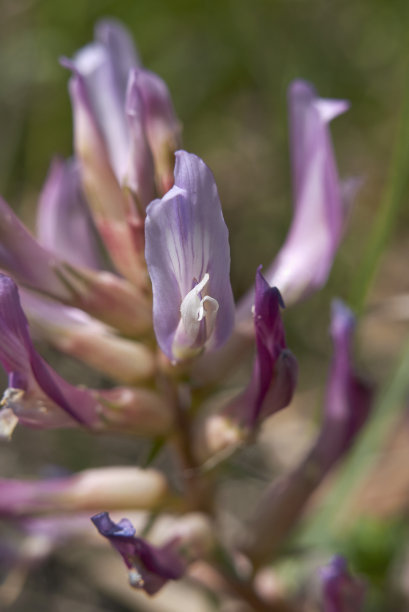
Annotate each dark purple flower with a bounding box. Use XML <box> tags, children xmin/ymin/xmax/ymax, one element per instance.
<box><xmin>145</xmin><ymin>151</ymin><xmax>235</xmax><ymax>363</ymax></box>
<box><xmin>0</xmin><ymin>274</ymin><xmax>100</xmax><ymax>434</ymax></box>
<box><xmin>228</xmin><ymin>268</ymin><xmax>297</xmax><ymax>427</ymax></box>
<box><xmin>320</xmin><ymin>556</ymin><xmax>366</xmax><ymax>612</ymax></box>
<box><xmin>92</xmin><ymin>512</ymin><xmax>186</xmax><ymax>595</ymax></box>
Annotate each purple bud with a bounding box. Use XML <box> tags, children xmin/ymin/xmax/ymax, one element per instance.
<box><xmin>92</xmin><ymin>512</ymin><xmax>186</xmax><ymax>595</ymax></box>
<box><xmin>37</xmin><ymin>157</ymin><xmax>102</xmax><ymax>270</ymax></box>
<box><xmin>228</xmin><ymin>268</ymin><xmax>297</xmax><ymax>428</ymax></box>
<box><xmin>145</xmin><ymin>151</ymin><xmax>235</xmax><ymax>363</ymax></box>
<box><xmin>320</xmin><ymin>556</ymin><xmax>365</xmax><ymax>612</ymax></box>
<box><xmin>315</xmin><ymin>300</ymin><xmax>374</xmax><ymax>471</ymax></box>
<box><xmin>265</xmin><ymin>81</ymin><xmax>350</xmax><ymax>305</ymax></box>
<box><xmin>132</xmin><ymin>68</ymin><xmax>181</xmax><ymax>194</ymax></box>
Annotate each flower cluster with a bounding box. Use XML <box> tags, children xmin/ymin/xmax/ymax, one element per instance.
<box><xmin>0</xmin><ymin>18</ymin><xmax>370</xmax><ymax>611</ymax></box>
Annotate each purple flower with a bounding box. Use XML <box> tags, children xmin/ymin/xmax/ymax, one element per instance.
<box><xmin>320</xmin><ymin>556</ymin><xmax>365</xmax><ymax>612</ymax></box>
<box><xmin>241</xmin><ymin>300</ymin><xmax>373</xmax><ymax>565</ymax></box>
<box><xmin>92</xmin><ymin>512</ymin><xmax>186</xmax><ymax>595</ymax></box>
<box><xmin>65</xmin><ymin>19</ymin><xmax>140</xmax><ymax>182</ymax></box>
<box><xmin>0</xmin><ymin>274</ymin><xmax>100</xmax><ymax>434</ymax></box>
<box><xmin>228</xmin><ymin>268</ymin><xmax>297</xmax><ymax>427</ymax></box>
<box><xmin>37</xmin><ymin>157</ymin><xmax>102</xmax><ymax>270</ymax></box>
<box><xmin>265</xmin><ymin>81</ymin><xmax>350</xmax><ymax>305</ymax></box>
<box><xmin>145</xmin><ymin>151</ymin><xmax>235</xmax><ymax>362</ymax></box>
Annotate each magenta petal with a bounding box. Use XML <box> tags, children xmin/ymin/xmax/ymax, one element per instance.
<box><xmin>320</xmin><ymin>556</ymin><xmax>366</xmax><ymax>612</ymax></box>
<box><xmin>265</xmin><ymin>80</ymin><xmax>349</xmax><ymax>305</ymax></box>
<box><xmin>37</xmin><ymin>157</ymin><xmax>102</xmax><ymax>270</ymax></box>
<box><xmin>92</xmin><ymin>512</ymin><xmax>185</xmax><ymax>595</ymax></box>
<box><xmin>145</xmin><ymin>151</ymin><xmax>235</xmax><ymax>362</ymax></box>
<box><xmin>0</xmin><ymin>275</ymin><xmax>99</xmax><ymax>430</ymax></box>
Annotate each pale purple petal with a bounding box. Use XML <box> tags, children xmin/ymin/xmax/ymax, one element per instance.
<box><xmin>320</xmin><ymin>556</ymin><xmax>366</xmax><ymax>612</ymax></box>
<box><xmin>37</xmin><ymin>157</ymin><xmax>102</xmax><ymax>270</ymax></box>
<box><xmin>65</xmin><ymin>44</ymin><xmax>129</xmax><ymax>181</ymax></box>
<box><xmin>227</xmin><ymin>268</ymin><xmax>297</xmax><ymax>427</ymax></box>
<box><xmin>0</xmin><ymin>197</ymin><xmax>72</xmax><ymax>300</ymax></box>
<box><xmin>0</xmin><ymin>275</ymin><xmax>100</xmax><ymax>431</ymax></box>
<box><xmin>92</xmin><ymin>512</ymin><xmax>185</xmax><ymax>595</ymax></box>
<box><xmin>125</xmin><ymin>69</ymin><xmax>156</xmax><ymax>209</ymax></box>
<box><xmin>133</xmin><ymin>68</ymin><xmax>181</xmax><ymax>194</ymax></box>
<box><xmin>145</xmin><ymin>151</ymin><xmax>235</xmax><ymax>362</ymax></box>
<box><xmin>95</xmin><ymin>18</ymin><xmax>141</xmax><ymax>94</ymax></box>
<box><xmin>265</xmin><ymin>80</ymin><xmax>350</xmax><ymax>305</ymax></box>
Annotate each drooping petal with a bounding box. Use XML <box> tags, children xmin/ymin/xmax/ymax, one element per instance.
<box><xmin>320</xmin><ymin>556</ymin><xmax>366</xmax><ymax>612</ymax></box>
<box><xmin>37</xmin><ymin>157</ymin><xmax>102</xmax><ymax>270</ymax></box>
<box><xmin>20</xmin><ymin>289</ymin><xmax>155</xmax><ymax>384</ymax></box>
<box><xmin>227</xmin><ymin>268</ymin><xmax>297</xmax><ymax>428</ymax></box>
<box><xmin>92</xmin><ymin>512</ymin><xmax>186</xmax><ymax>595</ymax></box>
<box><xmin>265</xmin><ymin>80</ymin><xmax>350</xmax><ymax>305</ymax></box>
<box><xmin>133</xmin><ymin>68</ymin><xmax>181</xmax><ymax>194</ymax></box>
<box><xmin>145</xmin><ymin>151</ymin><xmax>235</xmax><ymax>362</ymax></box>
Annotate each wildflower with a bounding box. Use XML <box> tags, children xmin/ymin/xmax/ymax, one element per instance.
<box><xmin>92</xmin><ymin>512</ymin><xmax>186</xmax><ymax>595</ymax></box>
<box><xmin>237</xmin><ymin>80</ymin><xmax>350</xmax><ymax>320</ymax></box>
<box><xmin>242</xmin><ymin>300</ymin><xmax>373</xmax><ymax>565</ymax></box>
<box><xmin>92</xmin><ymin>511</ymin><xmax>213</xmax><ymax>595</ymax></box>
<box><xmin>145</xmin><ymin>150</ymin><xmax>235</xmax><ymax>362</ymax></box>
<box><xmin>0</xmin><ymin>275</ymin><xmax>170</xmax><ymax>437</ymax></box>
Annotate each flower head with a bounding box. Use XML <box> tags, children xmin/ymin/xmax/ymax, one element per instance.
<box><xmin>145</xmin><ymin>150</ymin><xmax>235</xmax><ymax>362</ymax></box>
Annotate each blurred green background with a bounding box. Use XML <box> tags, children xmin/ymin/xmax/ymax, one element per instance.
<box><xmin>2</xmin><ymin>0</ymin><xmax>409</xmax><ymax>610</ymax></box>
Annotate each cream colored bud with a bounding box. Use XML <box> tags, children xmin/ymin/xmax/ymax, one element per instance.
<box><xmin>56</xmin><ymin>467</ymin><xmax>169</xmax><ymax>511</ymax></box>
